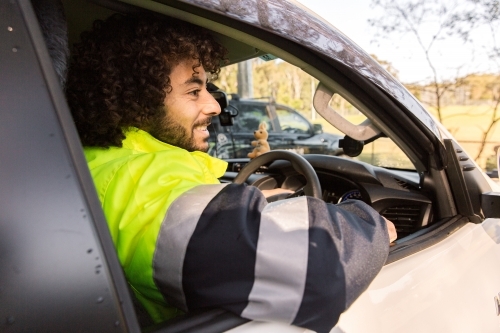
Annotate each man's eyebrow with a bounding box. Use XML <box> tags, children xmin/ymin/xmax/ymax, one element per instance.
<box><xmin>183</xmin><ymin>76</ymin><xmax>207</xmax><ymax>86</ymax></box>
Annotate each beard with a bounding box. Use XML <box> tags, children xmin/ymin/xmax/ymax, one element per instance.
<box><xmin>148</xmin><ymin>108</ymin><xmax>211</xmax><ymax>152</ymax></box>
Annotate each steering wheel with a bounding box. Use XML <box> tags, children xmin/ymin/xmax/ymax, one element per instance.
<box><xmin>233</xmin><ymin>150</ymin><xmax>322</xmax><ymax>199</ymax></box>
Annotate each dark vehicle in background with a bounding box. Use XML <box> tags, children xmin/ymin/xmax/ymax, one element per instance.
<box><xmin>209</xmin><ymin>97</ymin><xmax>344</xmax><ymax>158</ymax></box>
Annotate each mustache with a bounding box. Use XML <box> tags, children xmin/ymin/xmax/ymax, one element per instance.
<box><xmin>193</xmin><ymin>117</ymin><xmax>212</xmax><ymax>128</ymax></box>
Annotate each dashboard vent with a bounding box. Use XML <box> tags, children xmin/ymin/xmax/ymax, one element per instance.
<box><xmin>382</xmin><ymin>205</ymin><xmax>421</xmax><ymax>237</ymax></box>
<box><xmin>394</xmin><ymin>178</ymin><xmax>417</xmax><ymax>190</ymax></box>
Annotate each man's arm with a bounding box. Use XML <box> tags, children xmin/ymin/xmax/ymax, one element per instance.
<box><xmin>262</xmin><ymin>188</ymin><xmax>397</xmax><ymax>242</ymax></box>
<box><xmin>153</xmin><ymin>183</ymin><xmax>390</xmax><ymax>333</ymax></box>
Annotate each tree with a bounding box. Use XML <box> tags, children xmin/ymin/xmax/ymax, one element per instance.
<box><xmin>447</xmin><ymin>0</ymin><xmax>500</xmax><ymax>161</ymax></box>
<box><xmin>370</xmin><ymin>54</ymin><xmax>399</xmax><ymax>79</ymax></box>
<box><xmin>448</xmin><ymin>0</ymin><xmax>500</xmax><ymax>57</ymax></box>
<box><xmin>369</xmin><ymin>0</ymin><xmax>473</xmax><ymax>123</ymax></box>
<box><xmin>216</xmin><ymin>59</ymin><xmax>316</xmax><ymax>117</ymax></box>
<box><xmin>369</xmin><ymin>0</ymin><xmax>500</xmax><ymax>165</ymax></box>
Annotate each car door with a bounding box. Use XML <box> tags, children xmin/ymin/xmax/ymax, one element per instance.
<box><xmin>337</xmin><ymin>219</ymin><xmax>500</xmax><ymax>332</ymax></box>
<box><xmin>334</xmin><ymin>138</ymin><xmax>500</xmax><ymax>332</ymax></box>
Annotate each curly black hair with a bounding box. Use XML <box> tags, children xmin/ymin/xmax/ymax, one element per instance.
<box><xmin>65</xmin><ymin>14</ymin><xmax>227</xmax><ymax>147</ymax></box>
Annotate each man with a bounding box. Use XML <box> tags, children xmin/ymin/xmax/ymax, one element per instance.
<box><xmin>66</xmin><ymin>14</ymin><xmax>396</xmax><ymax>333</ymax></box>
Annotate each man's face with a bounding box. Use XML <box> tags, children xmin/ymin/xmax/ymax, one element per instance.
<box><xmin>149</xmin><ymin>59</ymin><xmax>221</xmax><ymax>152</ymax></box>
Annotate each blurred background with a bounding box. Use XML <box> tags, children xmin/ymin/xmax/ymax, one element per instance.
<box><xmin>298</xmin><ymin>0</ymin><xmax>500</xmax><ymax>173</ymax></box>
<box><xmin>218</xmin><ymin>0</ymin><xmax>500</xmax><ymax>174</ymax></box>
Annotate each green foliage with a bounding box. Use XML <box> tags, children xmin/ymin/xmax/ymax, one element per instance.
<box><xmin>213</xmin><ymin>59</ymin><xmax>316</xmax><ymax>118</ymax></box>
<box><xmin>215</xmin><ymin>63</ymin><xmax>237</xmax><ymax>94</ymax></box>
<box><xmin>485</xmin><ymin>153</ymin><xmax>498</xmax><ymax>170</ymax></box>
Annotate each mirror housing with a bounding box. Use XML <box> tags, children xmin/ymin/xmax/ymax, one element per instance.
<box><xmin>482</xmin><ymin>192</ymin><xmax>500</xmax><ymax>218</ymax></box>
<box><xmin>339</xmin><ymin>136</ymin><xmax>364</xmax><ymax>157</ymax></box>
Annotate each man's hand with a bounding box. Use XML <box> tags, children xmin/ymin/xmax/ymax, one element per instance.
<box><xmin>384</xmin><ymin>217</ymin><xmax>397</xmax><ymax>243</ymax></box>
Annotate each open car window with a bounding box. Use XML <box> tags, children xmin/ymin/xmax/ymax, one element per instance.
<box><xmin>211</xmin><ymin>58</ymin><xmax>415</xmax><ymax>171</ymax></box>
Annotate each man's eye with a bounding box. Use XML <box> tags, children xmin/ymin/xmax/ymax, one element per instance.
<box><xmin>189</xmin><ymin>90</ymin><xmax>200</xmax><ymax>96</ymax></box>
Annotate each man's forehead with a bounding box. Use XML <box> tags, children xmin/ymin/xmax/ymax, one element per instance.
<box><xmin>171</xmin><ymin>59</ymin><xmax>208</xmax><ymax>84</ymax></box>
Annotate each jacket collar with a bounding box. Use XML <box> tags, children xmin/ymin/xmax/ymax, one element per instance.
<box><xmin>122</xmin><ymin>127</ymin><xmax>227</xmax><ymax>177</ymax></box>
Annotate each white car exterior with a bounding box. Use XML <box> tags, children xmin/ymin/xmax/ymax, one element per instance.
<box><xmin>228</xmin><ymin>217</ymin><xmax>500</xmax><ymax>333</ymax></box>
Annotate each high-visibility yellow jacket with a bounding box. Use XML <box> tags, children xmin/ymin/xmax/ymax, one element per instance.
<box><xmin>85</xmin><ymin>127</ymin><xmax>390</xmax><ymax>333</ymax></box>
<box><xmin>84</xmin><ymin>128</ymin><xmax>227</xmax><ymax>321</ymax></box>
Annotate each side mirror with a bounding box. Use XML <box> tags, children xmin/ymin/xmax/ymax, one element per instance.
<box><xmin>313</xmin><ymin>123</ymin><xmax>323</xmax><ymax>134</ymax></box>
<box><xmin>339</xmin><ymin>136</ymin><xmax>364</xmax><ymax>157</ymax></box>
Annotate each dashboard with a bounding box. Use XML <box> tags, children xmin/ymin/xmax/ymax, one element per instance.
<box><xmin>338</xmin><ymin>189</ymin><xmax>364</xmax><ymax>203</ymax></box>
<box><xmin>222</xmin><ymin>155</ymin><xmax>433</xmax><ymax>239</ymax></box>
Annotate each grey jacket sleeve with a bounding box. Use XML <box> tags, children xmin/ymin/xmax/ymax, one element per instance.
<box><xmin>153</xmin><ymin>183</ymin><xmax>389</xmax><ymax>333</ymax></box>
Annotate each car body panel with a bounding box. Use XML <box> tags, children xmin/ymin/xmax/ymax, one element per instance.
<box><xmin>338</xmin><ymin>220</ymin><xmax>500</xmax><ymax>332</ymax></box>
<box><xmin>225</xmin><ymin>220</ymin><xmax>500</xmax><ymax>332</ymax></box>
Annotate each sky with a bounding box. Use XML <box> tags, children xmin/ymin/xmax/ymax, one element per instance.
<box><xmin>295</xmin><ymin>0</ymin><xmax>498</xmax><ymax>84</ymax></box>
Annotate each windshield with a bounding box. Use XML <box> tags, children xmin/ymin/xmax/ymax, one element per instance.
<box><xmin>209</xmin><ymin>58</ymin><xmax>415</xmax><ymax>171</ymax></box>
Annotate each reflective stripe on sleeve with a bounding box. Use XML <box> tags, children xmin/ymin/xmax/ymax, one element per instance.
<box><xmin>181</xmin><ymin>183</ymin><xmax>264</xmax><ymax>314</ymax></box>
<box><xmin>152</xmin><ymin>183</ymin><xmax>229</xmax><ymax>311</ymax></box>
<box><xmin>241</xmin><ymin>196</ymin><xmax>310</xmax><ymax>323</ymax></box>
<box><xmin>153</xmin><ymin>184</ymin><xmax>389</xmax><ymax>333</ymax></box>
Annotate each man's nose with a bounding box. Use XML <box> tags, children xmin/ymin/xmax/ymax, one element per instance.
<box><xmin>201</xmin><ymin>90</ymin><xmax>221</xmax><ymax>116</ymax></box>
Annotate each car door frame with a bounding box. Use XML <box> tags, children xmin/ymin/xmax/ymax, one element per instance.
<box><xmin>0</xmin><ymin>0</ymin><xmax>139</xmax><ymax>331</ymax></box>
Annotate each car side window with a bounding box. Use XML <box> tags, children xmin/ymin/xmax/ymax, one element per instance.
<box><xmin>214</xmin><ymin>59</ymin><xmax>414</xmax><ymax>170</ymax></box>
<box><xmin>329</xmin><ymin>94</ymin><xmax>415</xmax><ymax>170</ymax></box>
<box><xmin>233</xmin><ymin>103</ymin><xmax>274</xmax><ymax>132</ymax></box>
<box><xmin>276</xmin><ymin>107</ymin><xmax>311</xmax><ymax>134</ymax></box>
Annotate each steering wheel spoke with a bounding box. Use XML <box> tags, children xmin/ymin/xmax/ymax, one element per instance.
<box><xmin>233</xmin><ymin>150</ymin><xmax>322</xmax><ymax>199</ymax></box>
<box><xmin>285</xmin><ymin>187</ymin><xmax>305</xmax><ymax>199</ymax></box>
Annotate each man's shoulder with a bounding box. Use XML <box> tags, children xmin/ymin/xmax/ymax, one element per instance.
<box><xmin>84</xmin><ymin>144</ymin><xmax>225</xmax><ymax>186</ymax></box>
<box><xmin>84</xmin><ymin>145</ymin><xmax>136</xmax><ymax>169</ymax></box>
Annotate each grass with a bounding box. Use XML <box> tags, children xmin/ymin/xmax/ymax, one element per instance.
<box><xmin>309</xmin><ymin>105</ymin><xmax>500</xmax><ymax>170</ymax></box>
